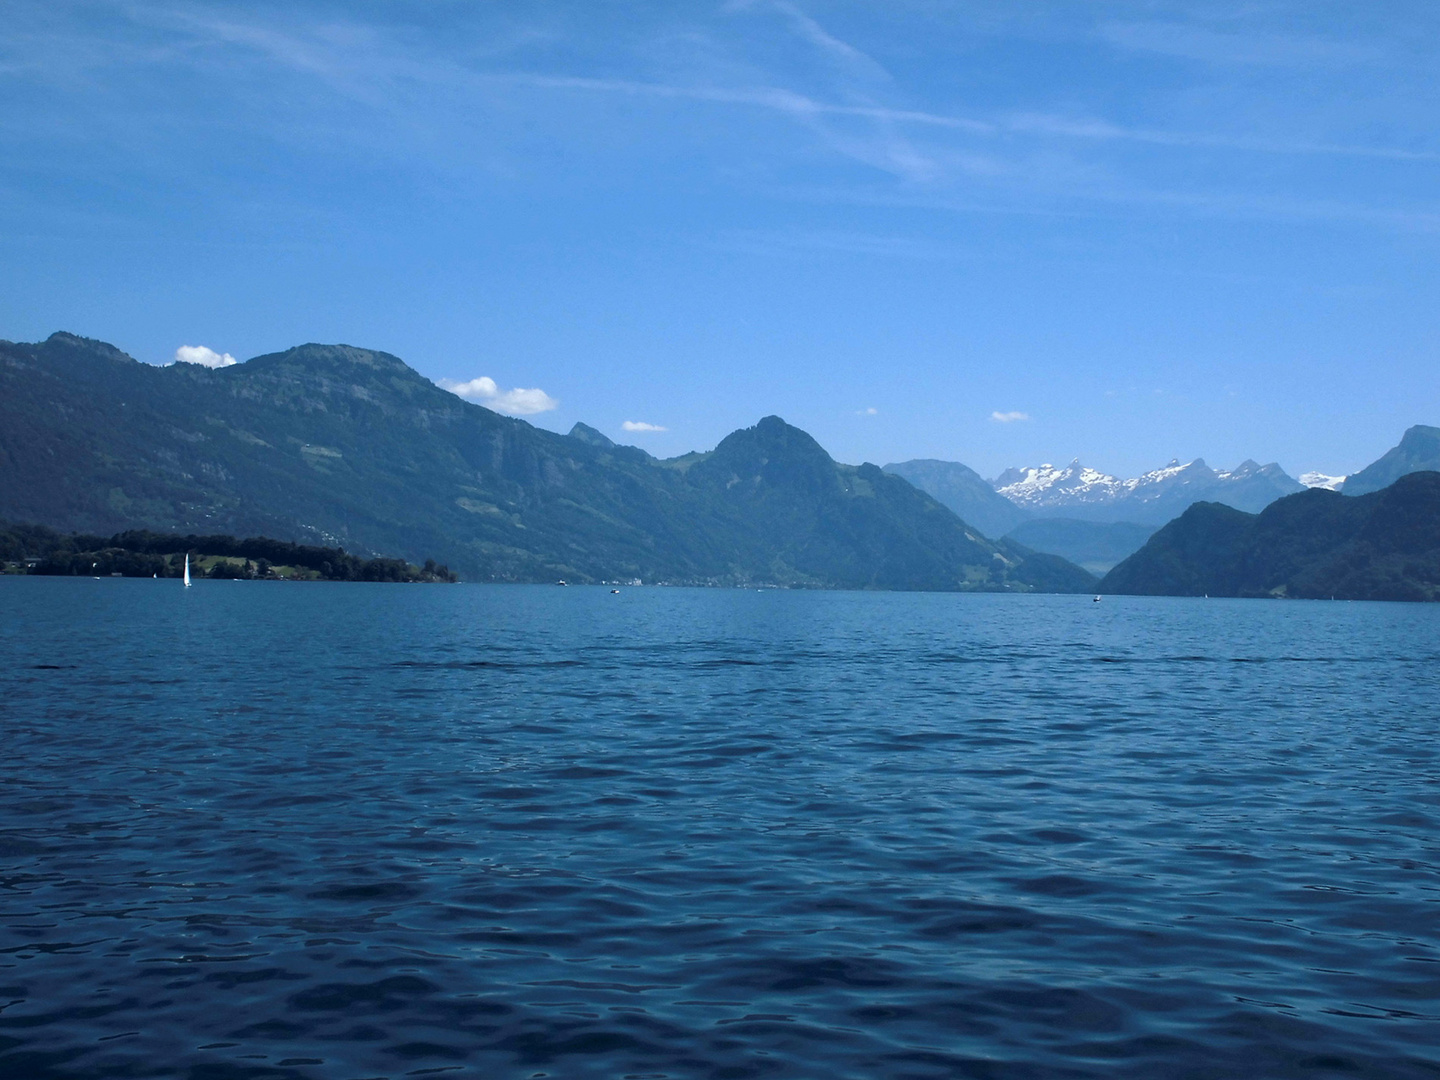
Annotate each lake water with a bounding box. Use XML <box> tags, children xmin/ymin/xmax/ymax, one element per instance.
<box><xmin>2</xmin><ymin>578</ymin><xmax>1439</xmax><ymax>1079</ymax></box>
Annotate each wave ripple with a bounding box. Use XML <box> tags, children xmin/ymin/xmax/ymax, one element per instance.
<box><xmin>2</xmin><ymin>581</ymin><xmax>1439</xmax><ymax>1079</ymax></box>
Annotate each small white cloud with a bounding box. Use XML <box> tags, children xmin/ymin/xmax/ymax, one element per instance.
<box><xmin>443</xmin><ymin>376</ymin><xmax>498</xmax><ymax>399</ymax></box>
<box><xmin>856</xmin><ymin>406</ymin><xmax>878</xmax><ymax>416</ymax></box>
<box><xmin>990</xmin><ymin>410</ymin><xmax>1031</xmax><ymax>423</ymax></box>
<box><xmin>175</xmin><ymin>345</ymin><xmax>237</xmax><ymax>368</ymax></box>
<box><xmin>621</xmin><ymin>420</ymin><xmax>667</xmax><ymax>432</ymax></box>
<box><xmin>438</xmin><ymin>376</ymin><xmax>558</xmax><ymax>416</ymax></box>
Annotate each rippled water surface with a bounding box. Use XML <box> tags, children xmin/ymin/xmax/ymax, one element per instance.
<box><xmin>2</xmin><ymin>579</ymin><xmax>1439</xmax><ymax>1079</ymax></box>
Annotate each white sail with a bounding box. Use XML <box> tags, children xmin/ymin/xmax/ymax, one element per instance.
<box><xmin>183</xmin><ymin>554</ymin><xmax>191</xmax><ymax>587</ymax></box>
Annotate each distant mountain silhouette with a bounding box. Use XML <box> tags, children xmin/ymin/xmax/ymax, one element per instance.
<box><xmin>1004</xmin><ymin>519</ymin><xmax>1158</xmax><ymax>576</ymax></box>
<box><xmin>882</xmin><ymin>459</ymin><xmax>1029</xmax><ymax>539</ymax></box>
<box><xmin>1101</xmin><ymin>471</ymin><xmax>1440</xmax><ymax>601</ymax></box>
<box><xmin>0</xmin><ymin>332</ymin><xmax>1093</xmax><ymax>591</ymax></box>
<box><xmin>1343</xmin><ymin>425</ymin><xmax>1440</xmax><ymax>496</ymax></box>
<box><xmin>888</xmin><ymin>452</ymin><xmax>1301</xmax><ymax>569</ymax></box>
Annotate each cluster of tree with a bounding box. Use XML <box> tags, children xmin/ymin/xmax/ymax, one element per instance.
<box><xmin>0</xmin><ymin>521</ymin><xmax>458</xmax><ymax>583</ymax></box>
<box><xmin>0</xmin><ymin>521</ymin><xmax>71</xmax><ymax>562</ymax></box>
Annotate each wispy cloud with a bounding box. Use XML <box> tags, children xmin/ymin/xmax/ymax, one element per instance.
<box><xmin>438</xmin><ymin>376</ymin><xmax>558</xmax><ymax>416</ymax></box>
<box><xmin>6</xmin><ymin>2</ymin><xmax>1437</xmax><ymax>239</ymax></box>
<box><xmin>1003</xmin><ymin>111</ymin><xmax>1440</xmax><ymax>163</ymax></box>
<box><xmin>174</xmin><ymin>345</ymin><xmax>237</xmax><ymax>368</ymax></box>
<box><xmin>495</xmin><ymin>73</ymin><xmax>990</xmax><ymax>134</ymax></box>
<box><xmin>857</xmin><ymin>406</ymin><xmax>878</xmax><ymax>415</ymax></box>
<box><xmin>767</xmin><ymin>1</ymin><xmax>892</xmax><ymax>82</ymax></box>
<box><xmin>991</xmin><ymin>411</ymin><xmax>1030</xmax><ymax>423</ymax></box>
<box><xmin>498</xmin><ymin>73</ymin><xmax>1438</xmax><ymax>166</ymax></box>
<box><xmin>621</xmin><ymin>420</ymin><xmax>667</xmax><ymax>432</ymax></box>
<box><xmin>1100</xmin><ymin>21</ymin><xmax>1381</xmax><ymax>68</ymax></box>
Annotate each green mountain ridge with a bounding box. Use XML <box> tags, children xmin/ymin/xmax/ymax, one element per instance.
<box><xmin>0</xmin><ymin>332</ymin><xmax>1094</xmax><ymax>591</ymax></box>
<box><xmin>1100</xmin><ymin>471</ymin><xmax>1440</xmax><ymax>601</ymax></box>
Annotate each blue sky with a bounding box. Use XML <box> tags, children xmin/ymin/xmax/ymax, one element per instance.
<box><xmin>2</xmin><ymin>1</ymin><xmax>1437</xmax><ymax>479</ymax></box>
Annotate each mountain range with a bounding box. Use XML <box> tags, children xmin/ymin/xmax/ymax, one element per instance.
<box><xmin>1100</xmin><ymin>471</ymin><xmax>1440</xmax><ymax>601</ymax></box>
<box><xmin>4</xmin><ymin>330</ymin><xmax>1433</xmax><ymax>597</ymax></box>
<box><xmin>990</xmin><ymin>457</ymin><xmax>1306</xmax><ymax>524</ymax></box>
<box><xmin>884</xmin><ymin>455</ymin><xmax>1308</xmax><ymax>573</ymax></box>
<box><xmin>888</xmin><ymin>432</ymin><xmax>1438</xmax><ymax>572</ymax></box>
<box><xmin>0</xmin><ymin>332</ymin><xmax>1092</xmax><ymax>592</ymax></box>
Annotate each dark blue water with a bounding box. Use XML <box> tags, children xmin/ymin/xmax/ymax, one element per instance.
<box><xmin>2</xmin><ymin>579</ymin><xmax>1439</xmax><ymax>1080</ymax></box>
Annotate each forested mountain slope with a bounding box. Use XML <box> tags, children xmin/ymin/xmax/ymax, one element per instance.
<box><xmin>1100</xmin><ymin>472</ymin><xmax>1440</xmax><ymax>601</ymax></box>
<box><xmin>0</xmin><ymin>332</ymin><xmax>1093</xmax><ymax>590</ymax></box>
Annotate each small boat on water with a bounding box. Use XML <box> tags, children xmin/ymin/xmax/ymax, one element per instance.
<box><xmin>1093</xmin><ymin>595</ymin><xmax>1101</xmax><ymax>603</ymax></box>
<box><xmin>183</xmin><ymin>555</ymin><xmax>192</xmax><ymax>588</ymax></box>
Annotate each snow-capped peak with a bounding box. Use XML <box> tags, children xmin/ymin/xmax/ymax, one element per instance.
<box><xmin>1299</xmin><ymin>471</ymin><xmax>1346</xmax><ymax>491</ymax></box>
<box><xmin>1128</xmin><ymin>458</ymin><xmax>1204</xmax><ymax>486</ymax></box>
<box><xmin>992</xmin><ymin>453</ymin><xmax>1305</xmax><ymax>518</ymax></box>
<box><xmin>992</xmin><ymin>459</ymin><xmax>1126</xmax><ymax>507</ymax></box>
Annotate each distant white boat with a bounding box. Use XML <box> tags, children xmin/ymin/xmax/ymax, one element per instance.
<box><xmin>183</xmin><ymin>554</ymin><xmax>192</xmax><ymax>588</ymax></box>
<box><xmin>1093</xmin><ymin>595</ymin><xmax>1101</xmax><ymax>603</ymax></box>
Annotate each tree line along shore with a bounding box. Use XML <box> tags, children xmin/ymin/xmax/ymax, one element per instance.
<box><xmin>0</xmin><ymin>523</ymin><xmax>458</xmax><ymax>583</ymax></box>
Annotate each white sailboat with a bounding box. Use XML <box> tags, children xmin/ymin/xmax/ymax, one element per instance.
<box><xmin>183</xmin><ymin>554</ymin><xmax>192</xmax><ymax>587</ymax></box>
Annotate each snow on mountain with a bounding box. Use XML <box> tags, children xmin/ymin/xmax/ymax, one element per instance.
<box><xmin>1126</xmin><ymin>459</ymin><xmax>1215</xmax><ymax>503</ymax></box>
<box><xmin>992</xmin><ymin>456</ymin><xmax>1305</xmax><ymax>524</ymax></box>
<box><xmin>991</xmin><ymin>459</ymin><xmax>1126</xmax><ymax>506</ymax></box>
<box><xmin>1299</xmin><ymin>472</ymin><xmax>1346</xmax><ymax>491</ymax></box>
<box><xmin>994</xmin><ymin>457</ymin><xmax>1211</xmax><ymax>508</ymax></box>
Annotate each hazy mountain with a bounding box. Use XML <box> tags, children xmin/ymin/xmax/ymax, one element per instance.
<box><xmin>0</xmin><ymin>332</ymin><xmax>1093</xmax><ymax>591</ymax></box>
<box><xmin>1003</xmin><ymin>519</ymin><xmax>1158</xmax><ymax>576</ymax></box>
<box><xmin>992</xmin><ymin>457</ymin><xmax>1305</xmax><ymax>525</ymax></box>
<box><xmin>1100</xmin><ymin>472</ymin><xmax>1440</xmax><ymax>602</ymax></box>
<box><xmin>882</xmin><ymin>458</ymin><xmax>1030</xmax><ymax>539</ymax></box>
<box><xmin>1343</xmin><ymin>425</ymin><xmax>1440</xmax><ymax>496</ymax></box>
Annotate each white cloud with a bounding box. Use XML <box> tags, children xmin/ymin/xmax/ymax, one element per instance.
<box><xmin>991</xmin><ymin>410</ymin><xmax>1030</xmax><ymax>423</ymax></box>
<box><xmin>621</xmin><ymin>420</ymin><xmax>667</xmax><ymax>432</ymax></box>
<box><xmin>175</xmin><ymin>345</ymin><xmax>238</xmax><ymax>368</ymax></box>
<box><xmin>438</xmin><ymin>376</ymin><xmax>558</xmax><ymax>415</ymax></box>
<box><xmin>857</xmin><ymin>406</ymin><xmax>878</xmax><ymax>415</ymax></box>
